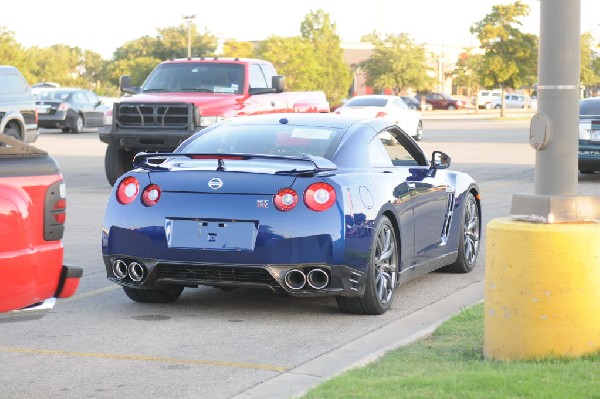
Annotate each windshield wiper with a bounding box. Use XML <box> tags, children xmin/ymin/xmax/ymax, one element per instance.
<box><xmin>142</xmin><ymin>88</ymin><xmax>169</xmax><ymax>92</ymax></box>
<box><xmin>180</xmin><ymin>88</ymin><xmax>213</xmax><ymax>92</ymax></box>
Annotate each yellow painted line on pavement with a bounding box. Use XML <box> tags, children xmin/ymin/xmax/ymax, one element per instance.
<box><xmin>0</xmin><ymin>346</ymin><xmax>288</xmax><ymax>372</ymax></box>
<box><xmin>62</xmin><ymin>285</ymin><xmax>121</xmax><ymax>302</ymax></box>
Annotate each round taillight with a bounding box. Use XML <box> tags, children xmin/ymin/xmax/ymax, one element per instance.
<box><xmin>142</xmin><ymin>184</ymin><xmax>161</xmax><ymax>207</ymax></box>
<box><xmin>116</xmin><ymin>176</ymin><xmax>140</xmax><ymax>205</ymax></box>
<box><xmin>304</xmin><ymin>182</ymin><xmax>336</xmax><ymax>212</ymax></box>
<box><xmin>274</xmin><ymin>188</ymin><xmax>298</xmax><ymax>212</ymax></box>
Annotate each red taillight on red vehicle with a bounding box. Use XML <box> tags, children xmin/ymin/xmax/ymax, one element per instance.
<box><xmin>142</xmin><ymin>184</ymin><xmax>161</xmax><ymax>207</ymax></box>
<box><xmin>304</xmin><ymin>182</ymin><xmax>336</xmax><ymax>212</ymax></box>
<box><xmin>274</xmin><ymin>188</ymin><xmax>298</xmax><ymax>212</ymax></box>
<box><xmin>116</xmin><ymin>176</ymin><xmax>140</xmax><ymax>204</ymax></box>
<box><xmin>44</xmin><ymin>180</ymin><xmax>66</xmax><ymax>241</ymax></box>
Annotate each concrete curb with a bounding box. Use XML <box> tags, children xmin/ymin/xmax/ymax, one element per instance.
<box><xmin>233</xmin><ymin>280</ymin><xmax>485</xmax><ymax>399</ymax></box>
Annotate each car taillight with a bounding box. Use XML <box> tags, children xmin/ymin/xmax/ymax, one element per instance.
<box><xmin>375</xmin><ymin>111</ymin><xmax>387</xmax><ymax>118</ymax></box>
<box><xmin>44</xmin><ymin>180</ymin><xmax>66</xmax><ymax>241</ymax></box>
<box><xmin>304</xmin><ymin>182</ymin><xmax>336</xmax><ymax>212</ymax></box>
<box><xmin>58</xmin><ymin>102</ymin><xmax>70</xmax><ymax>111</ymax></box>
<box><xmin>142</xmin><ymin>184</ymin><xmax>161</xmax><ymax>207</ymax></box>
<box><xmin>274</xmin><ymin>188</ymin><xmax>298</xmax><ymax>212</ymax></box>
<box><xmin>116</xmin><ymin>176</ymin><xmax>140</xmax><ymax>204</ymax></box>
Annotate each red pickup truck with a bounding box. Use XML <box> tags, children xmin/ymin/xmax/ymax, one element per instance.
<box><xmin>99</xmin><ymin>58</ymin><xmax>330</xmax><ymax>185</ymax></box>
<box><xmin>0</xmin><ymin>134</ymin><xmax>82</xmax><ymax>322</ymax></box>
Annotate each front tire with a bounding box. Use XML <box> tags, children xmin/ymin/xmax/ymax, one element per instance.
<box><xmin>105</xmin><ymin>144</ymin><xmax>135</xmax><ymax>186</ymax></box>
<box><xmin>442</xmin><ymin>192</ymin><xmax>480</xmax><ymax>273</ymax></box>
<box><xmin>448</xmin><ymin>104</ymin><xmax>457</xmax><ymax>110</ymax></box>
<box><xmin>123</xmin><ymin>286</ymin><xmax>184</xmax><ymax>303</ymax></box>
<box><xmin>72</xmin><ymin>114</ymin><xmax>84</xmax><ymax>133</ymax></box>
<box><xmin>3</xmin><ymin>123</ymin><xmax>20</xmax><ymax>140</ymax></box>
<box><xmin>336</xmin><ymin>216</ymin><xmax>398</xmax><ymax>315</ymax></box>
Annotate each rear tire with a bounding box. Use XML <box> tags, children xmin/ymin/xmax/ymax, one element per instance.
<box><xmin>448</xmin><ymin>104</ymin><xmax>457</xmax><ymax>110</ymax></box>
<box><xmin>123</xmin><ymin>286</ymin><xmax>184</xmax><ymax>303</ymax></box>
<box><xmin>442</xmin><ymin>192</ymin><xmax>480</xmax><ymax>273</ymax></box>
<box><xmin>336</xmin><ymin>216</ymin><xmax>398</xmax><ymax>315</ymax></box>
<box><xmin>105</xmin><ymin>144</ymin><xmax>135</xmax><ymax>186</ymax></box>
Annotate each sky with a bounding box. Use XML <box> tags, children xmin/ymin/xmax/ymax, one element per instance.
<box><xmin>2</xmin><ymin>0</ymin><xmax>599</xmax><ymax>59</ymax></box>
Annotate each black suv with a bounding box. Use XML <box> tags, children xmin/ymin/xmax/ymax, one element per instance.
<box><xmin>0</xmin><ymin>65</ymin><xmax>39</xmax><ymax>143</ymax></box>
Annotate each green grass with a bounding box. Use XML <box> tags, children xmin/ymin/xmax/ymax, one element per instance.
<box><xmin>303</xmin><ymin>303</ymin><xmax>600</xmax><ymax>399</ymax></box>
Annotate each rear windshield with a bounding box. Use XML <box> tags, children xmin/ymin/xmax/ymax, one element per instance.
<box><xmin>180</xmin><ymin>124</ymin><xmax>343</xmax><ymax>159</ymax></box>
<box><xmin>580</xmin><ymin>100</ymin><xmax>600</xmax><ymax>117</ymax></box>
<box><xmin>344</xmin><ymin>97</ymin><xmax>388</xmax><ymax>107</ymax></box>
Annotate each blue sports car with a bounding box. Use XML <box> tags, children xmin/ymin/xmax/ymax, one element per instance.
<box><xmin>102</xmin><ymin>113</ymin><xmax>481</xmax><ymax>315</ymax></box>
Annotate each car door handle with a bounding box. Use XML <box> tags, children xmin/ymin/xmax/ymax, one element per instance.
<box><xmin>407</xmin><ymin>182</ymin><xmax>416</xmax><ymax>189</ymax></box>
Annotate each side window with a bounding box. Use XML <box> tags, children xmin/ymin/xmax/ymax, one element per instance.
<box><xmin>394</xmin><ymin>99</ymin><xmax>408</xmax><ymax>110</ymax></box>
<box><xmin>378</xmin><ymin>130</ymin><xmax>420</xmax><ymax>167</ymax></box>
<box><xmin>249</xmin><ymin>64</ymin><xmax>268</xmax><ymax>89</ymax></box>
<box><xmin>72</xmin><ymin>91</ymin><xmax>86</xmax><ymax>103</ymax></box>
<box><xmin>0</xmin><ymin>73</ymin><xmax>28</xmax><ymax>95</ymax></box>
<box><xmin>259</xmin><ymin>64</ymin><xmax>277</xmax><ymax>88</ymax></box>
<box><xmin>368</xmin><ymin>135</ymin><xmax>394</xmax><ymax>167</ymax></box>
<box><xmin>84</xmin><ymin>91</ymin><xmax>99</xmax><ymax>104</ymax></box>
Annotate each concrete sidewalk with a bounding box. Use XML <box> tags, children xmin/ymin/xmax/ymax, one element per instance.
<box><xmin>421</xmin><ymin>108</ymin><xmax>536</xmax><ymax>120</ymax></box>
<box><xmin>234</xmin><ymin>280</ymin><xmax>485</xmax><ymax>399</ymax></box>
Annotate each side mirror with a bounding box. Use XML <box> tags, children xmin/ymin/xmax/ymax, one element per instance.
<box><xmin>272</xmin><ymin>75</ymin><xmax>284</xmax><ymax>93</ymax></box>
<box><xmin>432</xmin><ymin>150</ymin><xmax>451</xmax><ymax>169</ymax></box>
<box><xmin>119</xmin><ymin>75</ymin><xmax>140</xmax><ymax>94</ymax></box>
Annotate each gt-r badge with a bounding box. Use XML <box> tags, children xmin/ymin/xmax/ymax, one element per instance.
<box><xmin>208</xmin><ymin>178</ymin><xmax>223</xmax><ymax>190</ymax></box>
<box><xmin>256</xmin><ymin>200</ymin><xmax>269</xmax><ymax>208</ymax></box>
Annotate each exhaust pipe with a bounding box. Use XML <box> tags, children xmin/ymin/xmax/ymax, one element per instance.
<box><xmin>112</xmin><ymin>259</ymin><xmax>128</xmax><ymax>280</ymax></box>
<box><xmin>284</xmin><ymin>269</ymin><xmax>306</xmax><ymax>290</ymax></box>
<box><xmin>307</xmin><ymin>268</ymin><xmax>329</xmax><ymax>290</ymax></box>
<box><xmin>127</xmin><ymin>261</ymin><xmax>146</xmax><ymax>282</ymax></box>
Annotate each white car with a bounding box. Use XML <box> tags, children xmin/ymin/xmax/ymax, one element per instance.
<box><xmin>491</xmin><ymin>94</ymin><xmax>535</xmax><ymax>109</ymax></box>
<box><xmin>334</xmin><ymin>95</ymin><xmax>423</xmax><ymax>141</ymax></box>
<box><xmin>475</xmin><ymin>90</ymin><xmax>501</xmax><ymax>109</ymax></box>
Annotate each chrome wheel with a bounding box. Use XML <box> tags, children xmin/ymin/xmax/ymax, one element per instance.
<box><xmin>462</xmin><ymin>195</ymin><xmax>480</xmax><ymax>266</ymax></box>
<box><xmin>373</xmin><ymin>222</ymin><xmax>396</xmax><ymax>304</ymax></box>
<box><xmin>336</xmin><ymin>216</ymin><xmax>398</xmax><ymax>314</ymax></box>
<box><xmin>443</xmin><ymin>192</ymin><xmax>480</xmax><ymax>273</ymax></box>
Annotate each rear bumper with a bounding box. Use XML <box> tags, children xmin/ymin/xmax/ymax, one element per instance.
<box><xmin>0</xmin><ymin>265</ymin><xmax>83</xmax><ymax>323</ymax></box>
<box><xmin>578</xmin><ymin>141</ymin><xmax>600</xmax><ymax>171</ymax></box>
<box><xmin>104</xmin><ymin>255</ymin><xmax>366</xmax><ymax>298</ymax></box>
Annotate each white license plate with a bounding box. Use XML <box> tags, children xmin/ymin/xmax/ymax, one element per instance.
<box><xmin>165</xmin><ymin>219</ymin><xmax>258</xmax><ymax>250</ymax></box>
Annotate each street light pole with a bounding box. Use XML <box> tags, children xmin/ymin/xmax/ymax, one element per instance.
<box><xmin>183</xmin><ymin>14</ymin><xmax>196</xmax><ymax>58</ymax></box>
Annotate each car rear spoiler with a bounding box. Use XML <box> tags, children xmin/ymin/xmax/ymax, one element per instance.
<box><xmin>132</xmin><ymin>152</ymin><xmax>337</xmax><ymax>174</ymax></box>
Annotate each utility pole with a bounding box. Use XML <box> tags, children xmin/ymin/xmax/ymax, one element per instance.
<box><xmin>183</xmin><ymin>14</ymin><xmax>196</xmax><ymax>58</ymax></box>
<box><xmin>485</xmin><ymin>0</ymin><xmax>600</xmax><ymax>361</ymax></box>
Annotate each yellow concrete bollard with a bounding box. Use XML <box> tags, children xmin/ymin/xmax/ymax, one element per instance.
<box><xmin>484</xmin><ymin>218</ymin><xmax>600</xmax><ymax>360</ymax></box>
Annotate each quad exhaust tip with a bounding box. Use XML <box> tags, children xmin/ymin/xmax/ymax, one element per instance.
<box><xmin>307</xmin><ymin>268</ymin><xmax>329</xmax><ymax>290</ymax></box>
<box><xmin>112</xmin><ymin>259</ymin><xmax>128</xmax><ymax>280</ymax></box>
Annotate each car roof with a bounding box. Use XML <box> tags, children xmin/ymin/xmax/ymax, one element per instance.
<box><xmin>220</xmin><ymin>112</ymin><xmax>385</xmax><ymax>131</ymax></box>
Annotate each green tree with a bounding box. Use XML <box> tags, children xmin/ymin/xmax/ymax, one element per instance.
<box><xmin>471</xmin><ymin>1</ymin><xmax>538</xmax><ymax>96</ymax></box>
<box><xmin>580</xmin><ymin>32</ymin><xmax>600</xmax><ymax>88</ymax></box>
<box><xmin>360</xmin><ymin>32</ymin><xmax>433</xmax><ymax>95</ymax></box>
<box><xmin>258</xmin><ymin>36</ymin><xmax>320</xmax><ymax>91</ymax></box>
<box><xmin>107</xmin><ymin>57</ymin><xmax>161</xmax><ymax>87</ymax></box>
<box><xmin>452</xmin><ymin>49</ymin><xmax>484</xmax><ymax>107</ymax></box>
<box><xmin>0</xmin><ymin>27</ymin><xmax>30</xmax><ymax>79</ymax></box>
<box><xmin>221</xmin><ymin>40</ymin><xmax>255</xmax><ymax>58</ymax></box>
<box><xmin>299</xmin><ymin>10</ymin><xmax>352</xmax><ymax>106</ymax></box>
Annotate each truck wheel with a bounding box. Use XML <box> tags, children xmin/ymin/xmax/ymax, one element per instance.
<box><xmin>105</xmin><ymin>144</ymin><xmax>135</xmax><ymax>186</ymax></box>
<box><xmin>3</xmin><ymin>124</ymin><xmax>21</xmax><ymax>140</ymax></box>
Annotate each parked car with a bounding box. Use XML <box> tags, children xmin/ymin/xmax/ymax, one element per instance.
<box><xmin>474</xmin><ymin>89</ymin><xmax>501</xmax><ymax>109</ymax></box>
<box><xmin>401</xmin><ymin>96</ymin><xmax>433</xmax><ymax>111</ymax></box>
<box><xmin>578</xmin><ymin>97</ymin><xmax>600</xmax><ymax>174</ymax></box>
<box><xmin>36</xmin><ymin>88</ymin><xmax>109</xmax><ymax>133</ymax></box>
<box><xmin>416</xmin><ymin>92</ymin><xmax>466</xmax><ymax>110</ymax></box>
<box><xmin>0</xmin><ymin>65</ymin><xmax>39</xmax><ymax>143</ymax></box>
<box><xmin>0</xmin><ymin>134</ymin><xmax>82</xmax><ymax>322</ymax></box>
<box><xmin>334</xmin><ymin>95</ymin><xmax>424</xmax><ymax>140</ymax></box>
<box><xmin>491</xmin><ymin>94</ymin><xmax>534</xmax><ymax>109</ymax></box>
<box><xmin>102</xmin><ymin>113</ymin><xmax>481</xmax><ymax>315</ymax></box>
